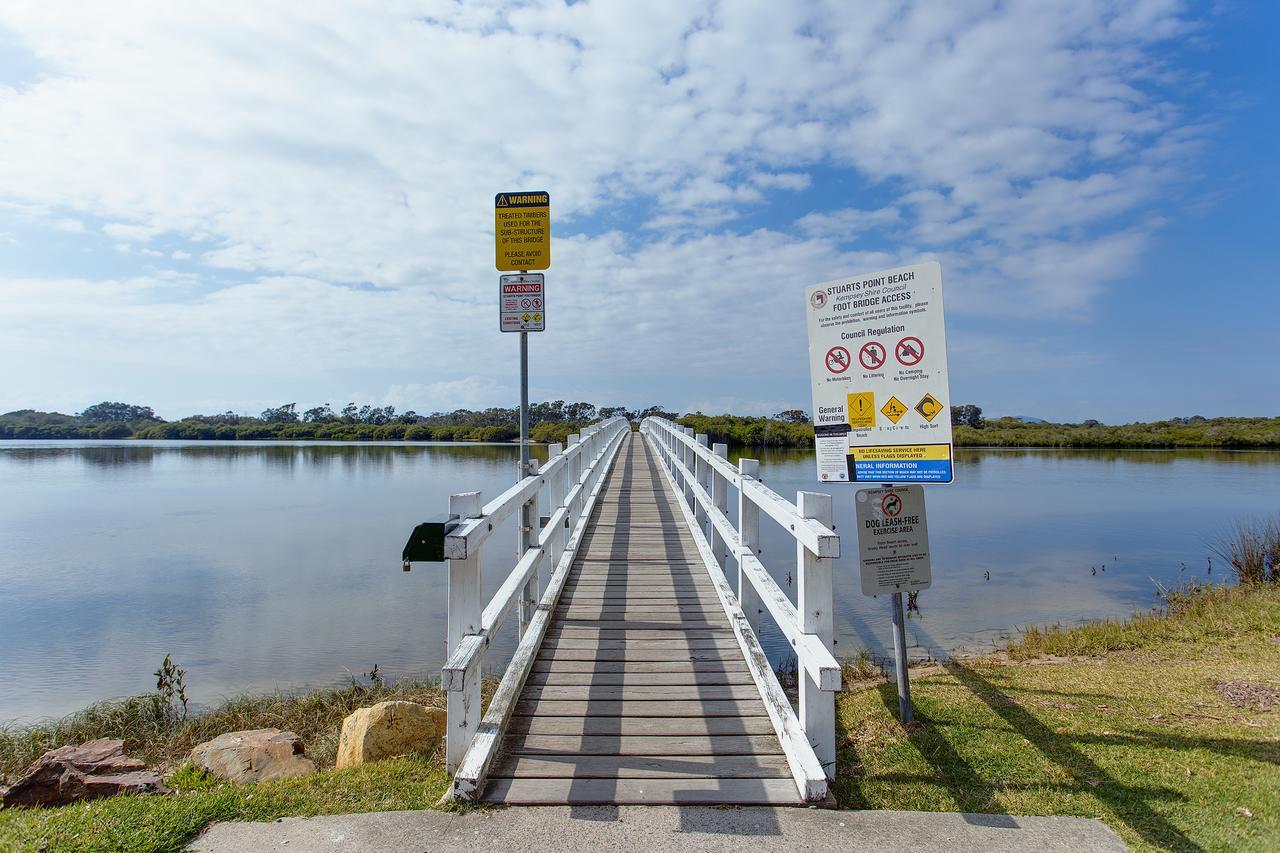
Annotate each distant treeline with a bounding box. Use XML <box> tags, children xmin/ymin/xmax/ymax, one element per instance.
<box><xmin>3</xmin><ymin>401</ymin><xmax>1277</xmax><ymax>449</ymax></box>
<box><xmin>0</xmin><ymin>401</ymin><xmax>678</xmax><ymax>445</ymax></box>
<box><xmin>672</xmin><ymin>408</ymin><xmax>1280</xmax><ymax>450</ymax></box>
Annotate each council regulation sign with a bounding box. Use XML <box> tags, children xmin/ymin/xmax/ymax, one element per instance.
<box><xmin>804</xmin><ymin>260</ymin><xmax>953</xmax><ymax>484</ymax></box>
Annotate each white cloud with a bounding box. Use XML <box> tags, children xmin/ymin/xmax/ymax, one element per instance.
<box><xmin>0</xmin><ymin>1</ymin><xmax>1206</xmax><ymax>411</ymax></box>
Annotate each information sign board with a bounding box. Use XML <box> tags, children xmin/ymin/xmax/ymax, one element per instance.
<box><xmin>855</xmin><ymin>485</ymin><xmax>932</xmax><ymax>595</ymax></box>
<box><xmin>500</xmin><ymin>273</ymin><xmax>545</xmax><ymax>332</ymax></box>
<box><xmin>495</xmin><ymin>191</ymin><xmax>550</xmax><ymax>271</ymax></box>
<box><xmin>804</xmin><ymin>261</ymin><xmax>953</xmax><ymax>484</ymax></box>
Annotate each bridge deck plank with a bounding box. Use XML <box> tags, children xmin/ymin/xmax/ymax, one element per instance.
<box><xmin>483</xmin><ymin>433</ymin><xmax>798</xmax><ymax>805</ymax></box>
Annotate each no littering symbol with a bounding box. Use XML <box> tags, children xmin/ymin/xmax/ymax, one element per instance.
<box><xmin>895</xmin><ymin>336</ymin><xmax>924</xmax><ymax>366</ymax></box>
<box><xmin>859</xmin><ymin>341</ymin><xmax>886</xmax><ymax>371</ymax></box>
<box><xmin>825</xmin><ymin>346</ymin><xmax>851</xmax><ymax>374</ymax></box>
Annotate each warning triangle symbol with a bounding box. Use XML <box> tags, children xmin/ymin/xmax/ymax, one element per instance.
<box><xmin>496</xmin><ymin>195</ymin><xmax>508</xmax><ymax>207</ymax></box>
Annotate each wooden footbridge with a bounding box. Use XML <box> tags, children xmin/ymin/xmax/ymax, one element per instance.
<box><xmin>434</xmin><ymin>417</ymin><xmax>842</xmax><ymax>805</ymax></box>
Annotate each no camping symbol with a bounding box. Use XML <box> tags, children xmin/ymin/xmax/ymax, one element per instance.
<box><xmin>859</xmin><ymin>341</ymin><xmax>886</xmax><ymax>371</ymax></box>
<box><xmin>825</xmin><ymin>346</ymin><xmax>851</xmax><ymax>374</ymax></box>
<box><xmin>895</xmin><ymin>336</ymin><xmax>924</xmax><ymax>366</ymax></box>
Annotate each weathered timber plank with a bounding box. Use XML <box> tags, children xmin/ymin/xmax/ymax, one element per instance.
<box><xmin>491</xmin><ymin>754</ymin><xmax>792</xmax><ymax>779</ymax></box>
<box><xmin>529</xmin><ymin>659</ymin><xmax>746</xmax><ymax>673</ymax></box>
<box><xmin>512</xmin><ymin>698</ymin><xmax>768</xmax><ymax>717</ymax></box>
<box><xmin>503</xmin><ymin>734</ymin><xmax>784</xmax><ymax>756</ymax></box>
<box><xmin>552</xmin><ymin>620</ymin><xmax>728</xmax><ymax>631</ymax></box>
<box><xmin>506</xmin><ymin>715</ymin><xmax>775</xmax><ymax>737</ymax></box>
<box><xmin>524</xmin><ymin>671</ymin><xmax>753</xmax><ymax>687</ymax></box>
<box><xmin>519</xmin><ymin>685</ymin><xmax>762</xmax><ymax>701</ymax></box>
<box><xmin>536</xmin><ymin>648</ymin><xmax>739</xmax><ymax>662</ymax></box>
<box><xmin>482</xmin><ymin>777</ymin><xmax>801</xmax><ymax>805</ymax></box>
<box><xmin>559</xmin><ymin>593</ymin><xmax>721</xmax><ymax>604</ymax></box>
<box><xmin>557</xmin><ymin>600</ymin><xmax>723</xmax><ymax>611</ymax></box>
<box><xmin>540</xmin><ymin>637</ymin><xmax>740</xmax><ymax>650</ymax></box>
<box><xmin>545</xmin><ymin>627</ymin><xmax>733</xmax><ymax>640</ymax></box>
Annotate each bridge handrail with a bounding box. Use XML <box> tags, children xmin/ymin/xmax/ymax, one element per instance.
<box><xmin>640</xmin><ymin>416</ymin><xmax>843</xmax><ymax>788</ymax></box>
<box><xmin>441</xmin><ymin>416</ymin><xmax>631</xmax><ymax>774</ymax></box>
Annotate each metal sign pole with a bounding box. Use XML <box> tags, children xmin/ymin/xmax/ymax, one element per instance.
<box><xmin>518</xmin><ymin>323</ymin><xmax>532</xmax><ymax>560</ymax></box>
<box><xmin>891</xmin><ymin>590</ymin><xmax>913</xmax><ymax>724</ymax></box>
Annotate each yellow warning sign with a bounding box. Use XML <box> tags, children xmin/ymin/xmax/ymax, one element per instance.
<box><xmin>495</xmin><ymin>191</ymin><xmax>550</xmax><ymax>271</ymax></box>
<box><xmin>880</xmin><ymin>396</ymin><xmax>908</xmax><ymax>424</ymax></box>
<box><xmin>847</xmin><ymin>392</ymin><xmax>876</xmax><ymax>429</ymax></box>
<box><xmin>915</xmin><ymin>393</ymin><xmax>944</xmax><ymax>422</ymax></box>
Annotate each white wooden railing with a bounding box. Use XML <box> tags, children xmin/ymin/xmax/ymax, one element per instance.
<box><xmin>441</xmin><ymin>416</ymin><xmax>630</xmax><ymax>799</ymax></box>
<box><xmin>640</xmin><ymin>416</ymin><xmax>842</xmax><ymax>800</ymax></box>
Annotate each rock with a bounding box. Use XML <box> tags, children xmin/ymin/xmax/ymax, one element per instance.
<box><xmin>335</xmin><ymin>701</ymin><xmax>446</xmax><ymax>769</ymax></box>
<box><xmin>2</xmin><ymin>738</ymin><xmax>167</xmax><ymax>809</ymax></box>
<box><xmin>190</xmin><ymin>729</ymin><xmax>316</xmax><ymax>784</ymax></box>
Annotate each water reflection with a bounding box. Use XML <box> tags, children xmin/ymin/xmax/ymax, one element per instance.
<box><xmin>1</xmin><ymin>441</ymin><xmax>1278</xmax><ymax>721</ymax></box>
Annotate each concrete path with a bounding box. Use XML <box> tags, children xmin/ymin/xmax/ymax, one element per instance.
<box><xmin>189</xmin><ymin>806</ymin><xmax>1126</xmax><ymax>852</ymax></box>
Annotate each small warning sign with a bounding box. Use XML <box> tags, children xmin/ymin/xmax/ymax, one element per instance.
<box><xmin>915</xmin><ymin>393</ymin><xmax>943</xmax><ymax>422</ymax></box>
<box><xmin>881</xmin><ymin>396</ymin><xmax>908</xmax><ymax>424</ymax></box>
<box><xmin>495</xmin><ymin>191</ymin><xmax>550</xmax><ymax>271</ymax></box>
<box><xmin>848</xmin><ymin>392</ymin><xmax>876</xmax><ymax>428</ymax></box>
<box><xmin>499</xmin><ymin>273</ymin><xmax>545</xmax><ymax>332</ymax></box>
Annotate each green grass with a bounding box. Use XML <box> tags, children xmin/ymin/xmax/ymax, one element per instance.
<box><xmin>835</xmin><ymin>585</ymin><xmax>1280</xmax><ymax>851</ymax></box>
<box><xmin>5</xmin><ymin>591</ymin><xmax>1277</xmax><ymax>851</ymax></box>
<box><xmin>0</xmin><ymin>757</ymin><xmax>450</xmax><ymax>852</ymax></box>
<box><xmin>1</xmin><ymin>677</ymin><xmax>448</xmax><ymax>781</ymax></box>
<box><xmin>0</xmin><ymin>677</ymin><xmax>459</xmax><ymax>852</ymax></box>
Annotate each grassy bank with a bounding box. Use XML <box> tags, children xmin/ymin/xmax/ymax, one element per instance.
<box><xmin>0</xmin><ymin>677</ymin><xmax>454</xmax><ymax>852</ymax></box>
<box><xmin>835</xmin><ymin>584</ymin><xmax>1280</xmax><ymax>851</ymax></box>
<box><xmin>4</xmin><ymin>589</ymin><xmax>1277</xmax><ymax>851</ymax></box>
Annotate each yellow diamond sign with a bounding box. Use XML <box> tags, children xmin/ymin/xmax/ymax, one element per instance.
<box><xmin>915</xmin><ymin>393</ymin><xmax>944</xmax><ymax>422</ymax></box>
<box><xmin>881</xmin><ymin>396</ymin><xmax>908</xmax><ymax>424</ymax></box>
<box><xmin>847</xmin><ymin>392</ymin><xmax>876</xmax><ymax>429</ymax></box>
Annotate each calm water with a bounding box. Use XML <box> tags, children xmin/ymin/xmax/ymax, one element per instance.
<box><xmin>2</xmin><ymin>440</ymin><xmax>1278</xmax><ymax>722</ymax></box>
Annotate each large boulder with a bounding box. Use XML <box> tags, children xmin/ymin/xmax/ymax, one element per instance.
<box><xmin>189</xmin><ymin>729</ymin><xmax>316</xmax><ymax>784</ymax></box>
<box><xmin>335</xmin><ymin>701</ymin><xmax>446</xmax><ymax>769</ymax></box>
<box><xmin>2</xmin><ymin>738</ymin><xmax>166</xmax><ymax>809</ymax></box>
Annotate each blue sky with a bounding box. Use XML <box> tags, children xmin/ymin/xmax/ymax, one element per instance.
<box><xmin>1</xmin><ymin>1</ymin><xmax>1276</xmax><ymax>424</ymax></box>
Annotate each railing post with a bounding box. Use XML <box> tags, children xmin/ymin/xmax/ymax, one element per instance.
<box><xmin>797</xmin><ymin>490</ymin><xmax>835</xmax><ymax>779</ymax></box>
<box><xmin>737</xmin><ymin>459</ymin><xmax>761</xmax><ymax>635</ymax></box>
<box><xmin>518</xmin><ymin>458</ymin><xmax>540</xmax><ymax>636</ymax></box>
<box><xmin>547</xmin><ymin>443</ymin><xmax>564</xmax><ymax>568</ymax></box>
<box><xmin>567</xmin><ymin>433</ymin><xmax>581</xmax><ymax>523</ymax></box>
<box><xmin>694</xmin><ymin>434</ymin><xmax>709</xmax><ymax>529</ymax></box>
<box><xmin>446</xmin><ymin>491</ymin><xmax>483</xmax><ymax>772</ymax></box>
<box><xmin>682</xmin><ymin>426</ymin><xmax>695</xmax><ymax>509</ymax></box>
<box><xmin>711</xmin><ymin>443</ymin><xmax>729</xmax><ymax>569</ymax></box>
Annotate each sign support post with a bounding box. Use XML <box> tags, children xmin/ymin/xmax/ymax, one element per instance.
<box><xmin>518</xmin><ymin>300</ymin><xmax>533</xmax><ymax>632</ymax></box>
<box><xmin>890</xmin><ymin>592</ymin><xmax>913</xmax><ymax>724</ymax></box>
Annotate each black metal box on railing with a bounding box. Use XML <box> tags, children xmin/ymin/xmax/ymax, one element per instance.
<box><xmin>401</xmin><ymin>515</ymin><xmax>459</xmax><ymax>566</ymax></box>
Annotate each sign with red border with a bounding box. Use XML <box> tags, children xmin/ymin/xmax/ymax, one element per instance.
<box><xmin>825</xmin><ymin>346</ymin><xmax>851</xmax><ymax>374</ymax></box>
<box><xmin>895</xmin><ymin>336</ymin><xmax>924</xmax><ymax>366</ymax></box>
<box><xmin>859</xmin><ymin>341</ymin><xmax>886</xmax><ymax>371</ymax></box>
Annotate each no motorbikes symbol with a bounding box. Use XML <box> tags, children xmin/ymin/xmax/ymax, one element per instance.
<box><xmin>825</xmin><ymin>346</ymin><xmax>851</xmax><ymax>374</ymax></box>
<box><xmin>859</xmin><ymin>341</ymin><xmax>886</xmax><ymax>371</ymax></box>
